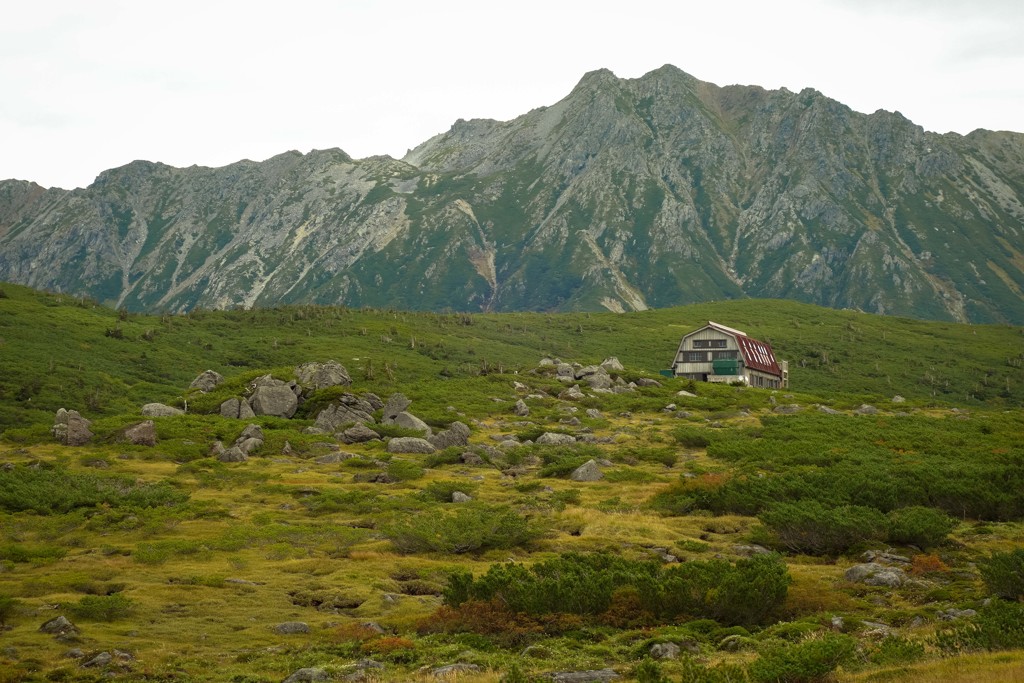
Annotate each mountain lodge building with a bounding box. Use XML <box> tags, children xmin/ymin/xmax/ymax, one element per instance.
<box><xmin>671</xmin><ymin>321</ymin><xmax>789</xmax><ymax>389</ymax></box>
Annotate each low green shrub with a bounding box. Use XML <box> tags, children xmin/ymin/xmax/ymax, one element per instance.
<box><xmin>424</xmin><ymin>447</ymin><xmax>465</xmax><ymax>468</ymax></box>
<box><xmin>633</xmin><ymin>659</ymin><xmax>670</xmax><ymax>683</ymax></box>
<box><xmin>868</xmin><ymin>635</ymin><xmax>926</xmax><ymax>665</ymax></box>
<box><xmin>979</xmin><ymin>548</ymin><xmax>1024</xmax><ymax>600</ymax></box>
<box><xmin>747</xmin><ymin>634</ymin><xmax>856</xmax><ymax>683</ymax></box>
<box><xmin>934</xmin><ymin>601</ymin><xmax>1024</xmax><ymax>653</ymax></box>
<box><xmin>385</xmin><ymin>504</ymin><xmax>545</xmax><ymax>554</ymax></box>
<box><xmin>675</xmin><ymin>658</ymin><xmax>749</xmax><ymax>683</ymax></box>
<box><xmin>0</xmin><ymin>543</ymin><xmax>67</xmax><ymax>564</ymax></box>
<box><xmin>0</xmin><ymin>594</ymin><xmax>21</xmax><ymax>626</ymax></box>
<box><xmin>886</xmin><ymin>506</ymin><xmax>954</xmax><ymax>549</ymax></box>
<box><xmin>386</xmin><ymin>459</ymin><xmax>425</xmax><ymax>481</ymax></box>
<box><xmin>673</xmin><ymin>426</ymin><xmax>711</xmax><ymax>448</ymax></box>
<box><xmin>0</xmin><ymin>464</ymin><xmax>188</xmax><ymax>514</ymax></box>
<box><xmin>69</xmin><ymin>593</ymin><xmax>134</xmax><ymax>621</ymax></box>
<box><xmin>538</xmin><ymin>457</ymin><xmax>591</xmax><ymax>478</ymax></box>
<box><xmin>421</xmin><ymin>480</ymin><xmax>479</xmax><ymax>502</ymax></box>
<box><xmin>443</xmin><ymin>551</ymin><xmax>789</xmax><ymax>628</ymax></box>
<box><xmin>758</xmin><ymin>501</ymin><xmax>887</xmax><ymax>555</ymax></box>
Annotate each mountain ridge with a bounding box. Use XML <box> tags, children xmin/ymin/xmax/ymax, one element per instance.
<box><xmin>1</xmin><ymin>65</ymin><xmax>1023</xmax><ymax>321</ymax></box>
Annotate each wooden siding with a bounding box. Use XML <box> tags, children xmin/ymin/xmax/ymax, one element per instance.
<box><xmin>671</xmin><ymin>322</ymin><xmax>787</xmax><ymax>389</ymax></box>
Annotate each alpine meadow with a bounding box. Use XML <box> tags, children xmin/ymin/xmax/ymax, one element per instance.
<box><xmin>1</xmin><ymin>282</ymin><xmax>1024</xmax><ymax>682</ymax></box>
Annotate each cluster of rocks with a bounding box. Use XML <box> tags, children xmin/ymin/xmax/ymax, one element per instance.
<box><xmin>305</xmin><ymin>390</ymin><xmax>471</xmax><ymax>456</ymax></box>
<box><xmin>51</xmin><ymin>409</ymin><xmax>93</xmax><ymax>446</ymax></box>
<box><xmin>51</xmin><ymin>409</ymin><xmax>155</xmax><ymax>447</ymax></box>
<box><xmin>38</xmin><ymin>616</ymin><xmax>134</xmax><ymax>670</ymax></box>
<box><xmin>844</xmin><ymin>550</ymin><xmax>914</xmax><ymax>588</ymax></box>
<box><xmin>212</xmin><ymin>424</ymin><xmax>265</xmax><ymax>462</ymax></box>
<box><xmin>216</xmin><ymin>361</ymin><xmax>352</xmax><ymax>420</ymax></box>
<box><xmin>49</xmin><ymin>362</ymin><xmax>476</xmax><ymax>458</ymax></box>
<box><xmin>539</xmin><ymin>356</ymin><xmax>660</xmax><ymax>394</ymax></box>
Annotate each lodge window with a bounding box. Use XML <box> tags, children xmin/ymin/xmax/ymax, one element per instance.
<box><xmin>693</xmin><ymin>339</ymin><xmax>727</xmax><ymax>349</ymax></box>
<box><xmin>682</xmin><ymin>351</ymin><xmax>707</xmax><ymax>362</ymax></box>
<box><xmin>712</xmin><ymin>351</ymin><xmax>738</xmax><ymax>360</ymax></box>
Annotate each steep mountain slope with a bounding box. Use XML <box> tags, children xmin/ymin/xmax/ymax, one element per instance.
<box><xmin>1</xmin><ymin>65</ymin><xmax>1023</xmax><ymax>321</ymax></box>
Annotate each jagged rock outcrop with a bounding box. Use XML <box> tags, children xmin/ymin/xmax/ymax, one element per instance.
<box><xmin>570</xmin><ymin>459</ymin><xmax>604</xmax><ymax>481</ymax></box>
<box><xmin>189</xmin><ymin>370</ymin><xmax>224</xmax><ymax>393</ymax></box>
<box><xmin>141</xmin><ymin>403</ymin><xmax>183</xmax><ymax>417</ymax></box>
<box><xmin>428</xmin><ymin>421</ymin><xmax>470</xmax><ymax>449</ymax></box>
<box><xmin>121</xmin><ymin>420</ymin><xmax>156</xmax><ymax>446</ymax></box>
<box><xmin>314</xmin><ymin>395</ymin><xmax>376</xmax><ymax>431</ymax></box>
<box><xmin>294</xmin><ymin>361</ymin><xmax>351</xmax><ymax>393</ymax></box>
<box><xmin>220</xmin><ymin>397</ymin><xmax>255</xmax><ymax>419</ymax></box>
<box><xmin>3</xmin><ymin>66</ymin><xmax>1023</xmax><ymax>322</ymax></box>
<box><xmin>248</xmin><ymin>376</ymin><xmax>298</xmax><ymax>418</ymax></box>
<box><xmin>386</xmin><ymin>437</ymin><xmax>435</xmax><ymax>454</ymax></box>
<box><xmin>51</xmin><ymin>409</ymin><xmax>93</xmax><ymax>446</ymax></box>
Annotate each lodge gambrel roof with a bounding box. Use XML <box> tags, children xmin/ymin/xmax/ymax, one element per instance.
<box><xmin>682</xmin><ymin>321</ymin><xmax>783</xmax><ymax>377</ymax></box>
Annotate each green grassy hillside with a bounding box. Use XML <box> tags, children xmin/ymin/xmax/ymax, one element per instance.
<box><xmin>1</xmin><ymin>283</ymin><xmax>1024</xmax><ymax>682</ymax></box>
<box><xmin>1</xmin><ymin>283</ymin><xmax>1022</xmax><ymax>435</ymax></box>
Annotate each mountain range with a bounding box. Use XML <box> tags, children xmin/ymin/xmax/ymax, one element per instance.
<box><xmin>1</xmin><ymin>65</ymin><xmax>1023</xmax><ymax>322</ymax></box>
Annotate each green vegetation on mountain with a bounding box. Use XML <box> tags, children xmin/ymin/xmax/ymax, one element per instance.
<box><xmin>1</xmin><ymin>286</ymin><xmax>1024</xmax><ymax>681</ymax></box>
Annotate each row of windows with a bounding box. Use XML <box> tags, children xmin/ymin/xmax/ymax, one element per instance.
<box><xmin>692</xmin><ymin>339</ymin><xmax>728</xmax><ymax>349</ymax></box>
<box><xmin>750</xmin><ymin>374</ymin><xmax>782</xmax><ymax>388</ymax></box>
<box><xmin>681</xmin><ymin>350</ymin><xmax>739</xmax><ymax>362</ymax></box>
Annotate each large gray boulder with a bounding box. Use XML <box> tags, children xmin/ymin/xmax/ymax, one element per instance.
<box><xmin>585</xmin><ymin>371</ymin><xmax>613</xmax><ymax>390</ymax></box>
<box><xmin>218</xmin><ymin>446</ymin><xmax>248</xmax><ymax>462</ymax></box>
<box><xmin>283</xmin><ymin>668</ymin><xmax>331</xmax><ymax>683</ymax></box>
<box><xmin>383</xmin><ymin>393</ymin><xmax>412</xmax><ymax>420</ymax></box>
<box><xmin>635</xmin><ymin>378</ymin><xmax>662</xmax><ymax>387</ymax></box>
<box><xmin>340</xmin><ymin>423</ymin><xmax>381</xmax><ymax>443</ymax></box>
<box><xmin>570</xmin><ymin>459</ymin><xmax>603</xmax><ymax>482</ymax></box>
<box><xmin>250</xmin><ymin>380</ymin><xmax>298</xmax><ymax>418</ymax></box>
<box><xmin>513</xmin><ymin>399</ymin><xmax>530</xmax><ymax>417</ymax></box>
<box><xmin>141</xmin><ymin>402</ymin><xmax>183</xmax><ymax>417</ymax></box>
<box><xmin>314</xmin><ymin>398</ymin><xmax>375</xmax><ymax>431</ymax></box>
<box><xmin>432</xmin><ymin>664</ymin><xmax>480</xmax><ymax>678</ymax></box>
<box><xmin>220</xmin><ymin>397</ymin><xmax>255</xmax><ymax>419</ymax></box>
<box><xmin>650</xmin><ymin>642</ymin><xmax>681</xmax><ymax>660</ymax></box>
<box><xmin>386</xmin><ymin>437</ymin><xmax>436</xmax><ymax>454</ymax></box>
<box><xmin>189</xmin><ymin>369</ymin><xmax>224</xmax><ymax>393</ymax></box>
<box><xmin>295</xmin><ymin>361</ymin><xmax>352</xmax><ymax>393</ymax></box>
<box><xmin>558</xmin><ymin>385</ymin><xmax>585</xmax><ymax>401</ymax></box>
<box><xmin>40</xmin><ymin>616</ymin><xmax>78</xmax><ymax>636</ymax></box>
<box><xmin>428</xmin><ymin>422</ymin><xmax>470</xmax><ymax>449</ymax></box>
<box><xmin>844</xmin><ymin>563</ymin><xmax>906</xmax><ymax>587</ymax></box>
<box><xmin>601</xmin><ymin>357</ymin><xmax>624</xmax><ymax>372</ymax></box>
<box><xmin>51</xmin><ymin>409</ymin><xmax>93</xmax><ymax>446</ymax></box>
<box><xmin>234</xmin><ymin>424</ymin><xmax>264</xmax><ymax>454</ymax></box>
<box><xmin>82</xmin><ymin>651</ymin><xmax>113</xmax><ymax>668</ymax></box>
<box><xmin>121</xmin><ymin>420</ymin><xmax>156</xmax><ymax>446</ymax></box>
<box><xmin>273</xmin><ymin>621</ymin><xmax>310</xmax><ymax>635</ymax></box>
<box><xmin>389</xmin><ymin>411</ymin><xmax>432</xmax><ymax>436</ymax></box>
<box><xmin>537</xmin><ymin>432</ymin><xmax>576</xmax><ymax>446</ymax></box>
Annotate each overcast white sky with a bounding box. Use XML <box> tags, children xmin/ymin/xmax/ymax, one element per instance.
<box><xmin>2</xmin><ymin>0</ymin><xmax>1022</xmax><ymax>189</ymax></box>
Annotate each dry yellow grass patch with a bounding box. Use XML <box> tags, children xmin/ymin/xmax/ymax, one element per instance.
<box><xmin>840</xmin><ymin>651</ymin><xmax>1024</xmax><ymax>683</ymax></box>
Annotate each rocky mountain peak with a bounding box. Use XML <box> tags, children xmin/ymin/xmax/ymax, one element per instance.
<box><xmin>0</xmin><ymin>65</ymin><xmax>1022</xmax><ymax>322</ymax></box>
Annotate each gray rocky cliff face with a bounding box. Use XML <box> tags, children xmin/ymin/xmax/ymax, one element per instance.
<box><xmin>2</xmin><ymin>65</ymin><xmax>1022</xmax><ymax>322</ymax></box>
